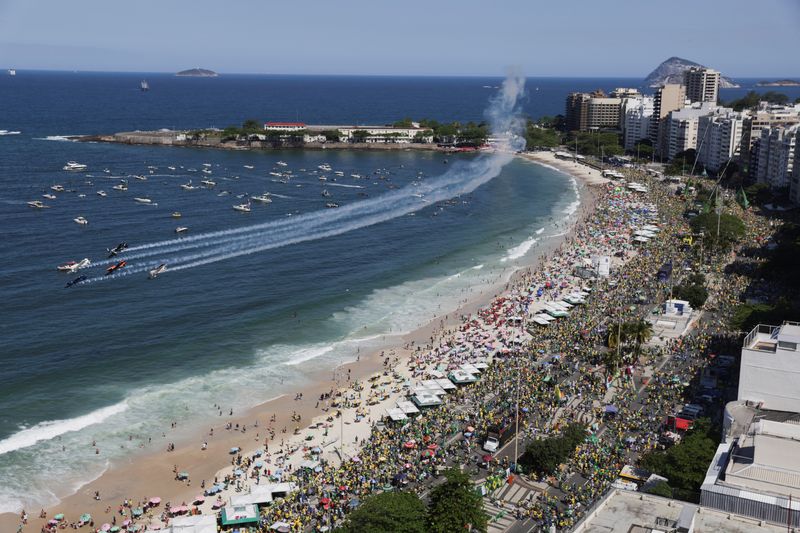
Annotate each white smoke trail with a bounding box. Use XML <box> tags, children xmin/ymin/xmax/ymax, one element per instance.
<box><xmin>87</xmin><ymin>72</ymin><xmax>527</xmax><ymax>281</ymax></box>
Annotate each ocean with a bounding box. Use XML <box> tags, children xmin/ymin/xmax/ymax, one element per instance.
<box><xmin>0</xmin><ymin>72</ymin><xmax>794</xmax><ymax>512</ymax></box>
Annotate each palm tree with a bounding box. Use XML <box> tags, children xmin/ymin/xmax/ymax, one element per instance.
<box><xmin>626</xmin><ymin>320</ymin><xmax>654</xmax><ymax>364</ymax></box>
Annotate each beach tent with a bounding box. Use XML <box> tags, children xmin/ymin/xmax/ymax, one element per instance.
<box><xmin>166</xmin><ymin>514</ymin><xmax>217</xmax><ymax>533</ymax></box>
<box><xmin>534</xmin><ymin>313</ymin><xmax>555</xmax><ymax>322</ymax></box>
<box><xmin>411</xmin><ymin>393</ymin><xmax>444</xmax><ymax>407</ymax></box>
<box><xmin>420</xmin><ymin>380</ymin><xmax>448</xmax><ymax>394</ymax></box>
<box><xmin>532</xmin><ymin>316</ymin><xmax>550</xmax><ymax>326</ymax></box>
<box><xmin>386</xmin><ymin>408</ymin><xmax>408</xmax><ymax>422</ymax></box>
<box><xmin>460</xmin><ymin>363</ymin><xmax>481</xmax><ymax>374</ymax></box>
<box><xmin>434</xmin><ymin>378</ymin><xmax>457</xmax><ymax>391</ymax></box>
<box><xmin>231</xmin><ymin>482</ymin><xmax>297</xmax><ymax>506</ymax></box>
<box><xmin>270</xmin><ymin>522</ymin><xmax>291</xmax><ymax>533</ymax></box>
<box><xmin>448</xmin><ymin>369</ymin><xmax>478</xmax><ymax>384</ymax></box>
<box><xmin>545</xmin><ymin>308</ymin><xmax>569</xmax><ymax>318</ymax></box>
<box><xmin>299</xmin><ymin>459</ymin><xmax>321</xmax><ymax>470</ymax></box>
<box><xmin>472</xmin><ymin>361</ymin><xmax>489</xmax><ymax>371</ymax></box>
<box><xmin>396</xmin><ymin>400</ymin><xmax>420</xmax><ymax>415</ymax></box>
<box><xmin>220</xmin><ymin>503</ymin><xmax>259</xmax><ymax>527</ymax></box>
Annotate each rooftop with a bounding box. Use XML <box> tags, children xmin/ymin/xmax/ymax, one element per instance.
<box><xmin>743</xmin><ymin>321</ymin><xmax>800</xmax><ymax>353</ymax></box>
<box><xmin>574</xmin><ymin>490</ymin><xmax>787</xmax><ymax>532</ymax></box>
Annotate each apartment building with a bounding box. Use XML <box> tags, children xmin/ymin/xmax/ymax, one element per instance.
<box><xmin>696</xmin><ymin>108</ymin><xmax>745</xmax><ymax>173</ymax></box>
<box><xmin>685</xmin><ymin>67</ymin><xmax>720</xmax><ymax>104</ymax></box>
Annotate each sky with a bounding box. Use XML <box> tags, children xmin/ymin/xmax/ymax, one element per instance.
<box><xmin>1</xmin><ymin>0</ymin><xmax>798</xmax><ymax>77</ymax></box>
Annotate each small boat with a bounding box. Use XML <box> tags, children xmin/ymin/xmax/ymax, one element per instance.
<box><xmin>97</xmin><ymin>190</ymin><xmax>107</xmax><ymax>197</ymax></box>
<box><xmin>232</xmin><ymin>202</ymin><xmax>251</xmax><ymax>213</ymax></box>
<box><xmin>217</xmin><ymin>191</ymin><xmax>230</xmax><ymax>196</ymax></box>
<box><xmin>27</xmin><ymin>200</ymin><xmax>48</xmax><ymax>209</ymax></box>
<box><xmin>0</xmin><ymin>130</ymin><xmax>21</xmax><ymax>135</ymax></box>
<box><xmin>269</xmin><ymin>172</ymin><xmax>282</xmax><ymax>177</ymax></box>
<box><xmin>202</xmin><ymin>163</ymin><xmax>212</xmax><ymax>167</ymax></box>
<box><xmin>42</xmin><ymin>193</ymin><xmax>57</xmax><ymax>200</ymax></box>
<box><xmin>8</xmin><ymin>69</ymin><xmax>16</xmax><ymax>76</ymax></box>
<box><xmin>74</xmin><ymin>216</ymin><xmax>88</xmax><ymax>225</ymax></box>
<box><xmin>134</xmin><ymin>197</ymin><xmax>153</xmax><ymax>204</ymax></box>
<box><xmin>63</xmin><ymin>161</ymin><xmax>87</xmax><ymax>171</ymax></box>
<box><xmin>167</xmin><ymin>166</ymin><xmax>176</xmax><ymax>171</ymax></box>
<box><xmin>175</xmin><ymin>226</ymin><xmax>188</xmax><ymax>233</ymax></box>
<box><xmin>134</xmin><ymin>175</ymin><xmax>147</xmax><ymax>181</ymax></box>
<box><xmin>57</xmin><ymin>258</ymin><xmax>91</xmax><ymax>272</ymax></box>
<box><xmin>78</xmin><ymin>193</ymin><xmax>86</xmax><ymax>198</ymax></box>
<box><xmin>350</xmin><ymin>174</ymin><xmax>362</xmax><ymax>179</ymax></box>
<box><xmin>201</xmin><ymin>169</ymin><xmax>212</xmax><ymax>175</ymax></box>
<box><xmin>318</xmin><ymin>164</ymin><xmax>332</xmax><ymax>171</ymax></box>
<box><xmin>325</xmin><ymin>202</ymin><xmax>339</xmax><ymax>208</ymax></box>
<box><xmin>334</xmin><ymin>171</ymin><xmax>344</xmax><ymax>176</ymax></box>
<box><xmin>103</xmin><ymin>169</ymin><xmax>111</xmax><ymax>174</ymax></box>
<box><xmin>201</xmin><ymin>179</ymin><xmax>216</xmax><ymax>187</ymax></box>
<box><xmin>148</xmin><ymin>264</ymin><xmax>167</xmax><ymax>279</ymax></box>
<box><xmin>140</xmin><ymin>80</ymin><xmax>149</xmax><ymax>92</ymax></box>
<box><xmin>276</xmin><ymin>161</ymin><xmax>288</xmax><ymax>167</ymax></box>
<box><xmin>321</xmin><ymin>189</ymin><xmax>331</xmax><ymax>198</ymax></box>
<box><xmin>318</xmin><ymin>176</ymin><xmax>327</xmax><ymax>181</ymax></box>
<box><xmin>171</xmin><ymin>211</ymin><xmax>182</xmax><ymax>218</ymax></box>
<box><xmin>251</xmin><ymin>194</ymin><xmax>272</xmax><ymax>203</ymax></box>
<box><xmin>112</xmin><ymin>183</ymin><xmax>128</xmax><ymax>191</ymax></box>
<box><xmin>180</xmin><ymin>181</ymin><xmax>197</xmax><ymax>191</ymax></box>
<box><xmin>243</xmin><ymin>165</ymin><xmax>255</xmax><ymax>169</ymax></box>
<box><xmin>50</xmin><ymin>185</ymin><xmax>65</xmax><ymax>192</ymax></box>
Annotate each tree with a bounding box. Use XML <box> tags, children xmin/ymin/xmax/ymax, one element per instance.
<box><xmin>393</xmin><ymin>117</ymin><xmax>414</xmax><ymax>128</ymax></box>
<box><xmin>339</xmin><ymin>491</ymin><xmax>427</xmax><ymax>533</ymax></box>
<box><xmin>427</xmin><ymin>468</ymin><xmax>488</xmax><ymax>533</ymax></box>
<box><xmin>351</xmin><ymin>130</ymin><xmax>371</xmax><ymax>142</ymax></box>
<box><xmin>525</xmin><ymin>121</ymin><xmax>561</xmax><ymax>149</ymax></box>
<box><xmin>242</xmin><ymin>119</ymin><xmax>261</xmax><ymax>132</ymax></box>
<box><xmin>645</xmin><ymin>480</ymin><xmax>674</xmax><ymax>498</ymax></box>
<box><xmin>626</xmin><ymin>320</ymin><xmax>654</xmax><ymax>362</ymax></box>
<box><xmin>690</xmin><ymin>212</ymin><xmax>746</xmax><ymax>250</ymax></box>
<box><xmin>321</xmin><ymin>129</ymin><xmax>342</xmax><ymax>142</ymax></box>
<box><xmin>520</xmin><ymin>424</ymin><xmax>586</xmax><ymax>476</ymax></box>
<box><xmin>673</xmin><ymin>283</ymin><xmax>708</xmax><ymax>308</ymax></box>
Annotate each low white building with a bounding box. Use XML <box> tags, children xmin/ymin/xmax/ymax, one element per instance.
<box><xmin>264</xmin><ymin>122</ymin><xmax>306</xmax><ymax>132</ymax></box>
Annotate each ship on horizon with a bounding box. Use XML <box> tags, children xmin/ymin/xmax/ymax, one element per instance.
<box><xmin>8</xmin><ymin>68</ymin><xmax>16</xmax><ymax>76</ymax></box>
<box><xmin>140</xmin><ymin>79</ymin><xmax>149</xmax><ymax>91</ymax></box>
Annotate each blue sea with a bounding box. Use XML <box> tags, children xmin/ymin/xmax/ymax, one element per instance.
<box><xmin>0</xmin><ymin>72</ymin><xmax>795</xmax><ymax>512</ymax></box>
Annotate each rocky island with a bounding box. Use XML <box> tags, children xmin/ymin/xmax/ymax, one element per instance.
<box><xmin>756</xmin><ymin>79</ymin><xmax>800</xmax><ymax>87</ymax></box>
<box><xmin>644</xmin><ymin>56</ymin><xmax>739</xmax><ymax>88</ymax></box>
<box><xmin>176</xmin><ymin>68</ymin><xmax>218</xmax><ymax>77</ymax></box>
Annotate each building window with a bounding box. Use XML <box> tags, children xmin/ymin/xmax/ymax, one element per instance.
<box><xmin>778</xmin><ymin>341</ymin><xmax>798</xmax><ymax>351</ymax></box>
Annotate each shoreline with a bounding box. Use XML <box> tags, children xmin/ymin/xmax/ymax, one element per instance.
<box><xmin>1</xmin><ymin>152</ymin><xmax>605</xmax><ymax>531</ymax></box>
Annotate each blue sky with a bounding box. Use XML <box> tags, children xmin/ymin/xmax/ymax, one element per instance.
<box><xmin>1</xmin><ymin>0</ymin><xmax>798</xmax><ymax>77</ymax></box>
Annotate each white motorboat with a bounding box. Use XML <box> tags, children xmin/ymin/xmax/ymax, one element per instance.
<box><xmin>201</xmin><ymin>169</ymin><xmax>212</xmax><ymax>175</ymax></box>
<box><xmin>243</xmin><ymin>165</ymin><xmax>255</xmax><ymax>169</ymax></box>
<box><xmin>325</xmin><ymin>202</ymin><xmax>339</xmax><ymax>208</ymax></box>
<box><xmin>350</xmin><ymin>174</ymin><xmax>362</xmax><ymax>179</ymax></box>
<box><xmin>180</xmin><ymin>181</ymin><xmax>197</xmax><ymax>191</ymax></box>
<box><xmin>148</xmin><ymin>264</ymin><xmax>167</xmax><ymax>279</ymax></box>
<box><xmin>175</xmin><ymin>226</ymin><xmax>188</xmax><ymax>233</ymax></box>
<box><xmin>201</xmin><ymin>179</ymin><xmax>216</xmax><ymax>187</ymax></box>
<box><xmin>202</xmin><ymin>163</ymin><xmax>212</xmax><ymax>167</ymax></box>
<box><xmin>50</xmin><ymin>185</ymin><xmax>65</xmax><ymax>192</ymax></box>
<box><xmin>171</xmin><ymin>211</ymin><xmax>182</xmax><ymax>218</ymax></box>
<box><xmin>63</xmin><ymin>161</ymin><xmax>87</xmax><ymax>171</ymax></box>
<box><xmin>269</xmin><ymin>172</ymin><xmax>282</xmax><ymax>177</ymax></box>
<box><xmin>318</xmin><ymin>176</ymin><xmax>327</xmax><ymax>181</ymax></box>
<box><xmin>112</xmin><ymin>183</ymin><xmax>128</xmax><ymax>191</ymax></box>
<box><xmin>232</xmin><ymin>202</ymin><xmax>251</xmax><ymax>213</ymax></box>
<box><xmin>134</xmin><ymin>197</ymin><xmax>153</xmax><ymax>204</ymax></box>
<box><xmin>8</xmin><ymin>69</ymin><xmax>16</xmax><ymax>76</ymax></box>
<box><xmin>97</xmin><ymin>190</ymin><xmax>107</xmax><ymax>197</ymax></box>
<box><xmin>276</xmin><ymin>161</ymin><xmax>288</xmax><ymax>167</ymax></box>
<box><xmin>27</xmin><ymin>200</ymin><xmax>48</xmax><ymax>209</ymax></box>
<box><xmin>167</xmin><ymin>166</ymin><xmax>176</xmax><ymax>171</ymax></box>
<box><xmin>42</xmin><ymin>193</ymin><xmax>57</xmax><ymax>200</ymax></box>
<box><xmin>334</xmin><ymin>171</ymin><xmax>344</xmax><ymax>176</ymax></box>
<box><xmin>134</xmin><ymin>175</ymin><xmax>147</xmax><ymax>181</ymax></box>
<box><xmin>321</xmin><ymin>189</ymin><xmax>331</xmax><ymax>197</ymax></box>
<box><xmin>251</xmin><ymin>194</ymin><xmax>272</xmax><ymax>203</ymax></box>
<box><xmin>73</xmin><ymin>216</ymin><xmax>88</xmax><ymax>225</ymax></box>
<box><xmin>318</xmin><ymin>164</ymin><xmax>332</xmax><ymax>171</ymax></box>
<box><xmin>0</xmin><ymin>129</ymin><xmax>21</xmax><ymax>135</ymax></box>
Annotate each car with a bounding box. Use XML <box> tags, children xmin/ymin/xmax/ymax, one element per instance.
<box><xmin>482</xmin><ymin>435</ymin><xmax>500</xmax><ymax>453</ymax></box>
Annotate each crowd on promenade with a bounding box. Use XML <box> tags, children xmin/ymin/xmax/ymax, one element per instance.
<box><xmin>30</xmin><ymin>165</ymin><xmax>781</xmax><ymax>533</ymax></box>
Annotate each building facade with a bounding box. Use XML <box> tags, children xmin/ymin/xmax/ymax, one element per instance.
<box><xmin>696</xmin><ymin>108</ymin><xmax>745</xmax><ymax>173</ymax></box>
<box><xmin>685</xmin><ymin>67</ymin><xmax>721</xmax><ymax>104</ymax></box>
<box><xmin>754</xmin><ymin>124</ymin><xmax>799</xmax><ymax>189</ymax></box>
<box><xmin>663</xmin><ymin>102</ymin><xmax>716</xmax><ymax>160</ymax></box>
<box><xmin>622</xmin><ymin>96</ymin><xmax>654</xmax><ymax>150</ymax></box>
<box><xmin>650</xmin><ymin>84</ymin><xmax>686</xmax><ymax>153</ymax></box>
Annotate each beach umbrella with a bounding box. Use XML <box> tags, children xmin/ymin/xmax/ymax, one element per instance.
<box><xmin>178</xmin><ymin>471</ymin><xmax>189</xmax><ymax>479</ymax></box>
<box><xmin>49</xmin><ymin>520</ymin><xmax>59</xmax><ymax>525</ymax></box>
<box><xmin>127</xmin><ymin>527</ymin><xmax>140</xmax><ymax>532</ymax></box>
<box><xmin>149</xmin><ymin>496</ymin><xmax>162</xmax><ymax>505</ymax></box>
<box><xmin>310</xmin><ymin>446</ymin><xmax>322</xmax><ymax>454</ymax></box>
<box><xmin>604</xmin><ymin>405</ymin><xmax>619</xmax><ymax>414</ymax></box>
<box><xmin>79</xmin><ymin>514</ymin><xmax>91</xmax><ymax>523</ymax></box>
<box><xmin>101</xmin><ymin>524</ymin><xmax>111</xmax><ymax>532</ymax></box>
<box><xmin>466</xmin><ymin>426</ymin><xmax>475</xmax><ymax>432</ymax></box>
<box><xmin>427</xmin><ymin>443</ymin><xmax>438</xmax><ymax>450</ymax></box>
<box><xmin>122</xmin><ymin>519</ymin><xmax>131</xmax><ymax>526</ymax></box>
<box><xmin>234</xmin><ymin>468</ymin><xmax>244</xmax><ymax>476</ymax></box>
<box><xmin>54</xmin><ymin>514</ymin><xmax>65</xmax><ymax>521</ymax></box>
<box><xmin>110</xmin><ymin>527</ymin><xmax>121</xmax><ymax>533</ymax></box>
<box><xmin>193</xmin><ymin>495</ymin><xmax>205</xmax><ymax>504</ymax></box>
<box><xmin>351</xmin><ymin>456</ymin><xmax>361</xmax><ymax>463</ymax></box>
<box><xmin>421</xmin><ymin>449</ymin><xmax>435</xmax><ymax>457</ymax></box>
<box><xmin>132</xmin><ymin>508</ymin><xmax>143</xmax><ymax>517</ymax></box>
<box><xmin>254</xmin><ymin>460</ymin><xmax>264</xmax><ymax>468</ymax></box>
<box><xmin>230</xmin><ymin>447</ymin><xmax>240</xmax><ymax>454</ymax></box>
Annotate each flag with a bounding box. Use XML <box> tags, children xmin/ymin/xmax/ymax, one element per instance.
<box><xmin>737</xmin><ymin>187</ymin><xmax>750</xmax><ymax>209</ymax></box>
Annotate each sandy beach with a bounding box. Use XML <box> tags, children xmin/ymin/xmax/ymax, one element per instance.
<box><xmin>2</xmin><ymin>151</ymin><xmax>607</xmax><ymax>533</ymax></box>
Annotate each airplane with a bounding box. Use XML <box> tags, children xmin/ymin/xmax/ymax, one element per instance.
<box><xmin>105</xmin><ymin>260</ymin><xmax>127</xmax><ymax>275</ymax></box>
<box><xmin>65</xmin><ymin>275</ymin><xmax>88</xmax><ymax>288</ymax></box>
<box><xmin>107</xmin><ymin>242</ymin><xmax>129</xmax><ymax>258</ymax></box>
<box><xmin>148</xmin><ymin>264</ymin><xmax>167</xmax><ymax>279</ymax></box>
<box><xmin>57</xmin><ymin>258</ymin><xmax>91</xmax><ymax>273</ymax></box>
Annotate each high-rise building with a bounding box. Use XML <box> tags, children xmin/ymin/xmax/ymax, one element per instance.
<box><xmin>754</xmin><ymin>124</ymin><xmax>798</xmax><ymax>189</ymax></box>
<box><xmin>622</xmin><ymin>96</ymin><xmax>654</xmax><ymax>151</ymax></box>
<box><xmin>586</xmin><ymin>95</ymin><xmax>622</xmax><ymax>130</ymax></box>
<box><xmin>649</xmin><ymin>84</ymin><xmax>686</xmax><ymax>153</ymax></box>
<box><xmin>663</xmin><ymin>102</ymin><xmax>716</xmax><ymax>160</ymax></box>
<box><xmin>792</xmin><ymin>142</ymin><xmax>800</xmax><ymax>205</ymax></box>
<box><xmin>565</xmin><ymin>92</ymin><xmax>590</xmax><ymax>132</ymax></box>
<box><xmin>685</xmin><ymin>67</ymin><xmax>720</xmax><ymax>104</ymax></box>
<box><xmin>743</xmin><ymin>103</ymin><xmax>800</xmax><ymax>169</ymax></box>
<box><xmin>696</xmin><ymin>108</ymin><xmax>746</xmax><ymax>173</ymax></box>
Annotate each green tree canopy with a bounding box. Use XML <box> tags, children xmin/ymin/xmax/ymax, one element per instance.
<box><xmin>338</xmin><ymin>491</ymin><xmax>427</xmax><ymax>533</ymax></box>
<box><xmin>690</xmin><ymin>212</ymin><xmax>745</xmax><ymax>250</ymax></box>
<box><xmin>427</xmin><ymin>468</ymin><xmax>488</xmax><ymax>533</ymax></box>
<box><xmin>725</xmin><ymin>90</ymin><xmax>790</xmax><ymax>111</ymax></box>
